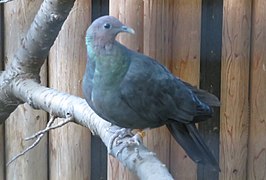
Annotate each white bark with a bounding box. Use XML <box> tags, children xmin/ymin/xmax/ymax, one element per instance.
<box><xmin>11</xmin><ymin>78</ymin><xmax>174</xmax><ymax>179</ymax></box>
<box><xmin>0</xmin><ymin>0</ymin><xmax>174</xmax><ymax>179</ymax></box>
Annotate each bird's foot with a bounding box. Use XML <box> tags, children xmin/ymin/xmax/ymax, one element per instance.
<box><xmin>132</xmin><ymin>129</ymin><xmax>146</xmax><ymax>139</ymax></box>
<box><xmin>107</xmin><ymin>128</ymin><xmax>134</xmax><ymax>154</ymax></box>
<box><xmin>107</xmin><ymin>128</ymin><xmax>145</xmax><ymax>156</ymax></box>
<box><xmin>115</xmin><ymin>132</ymin><xmax>143</xmax><ymax>156</ymax></box>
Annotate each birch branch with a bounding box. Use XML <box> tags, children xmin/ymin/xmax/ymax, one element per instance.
<box><xmin>7</xmin><ymin>115</ymin><xmax>74</xmax><ymax>165</ymax></box>
<box><xmin>11</xmin><ymin>78</ymin><xmax>173</xmax><ymax>179</ymax></box>
<box><xmin>0</xmin><ymin>0</ymin><xmax>13</xmax><ymax>3</ymax></box>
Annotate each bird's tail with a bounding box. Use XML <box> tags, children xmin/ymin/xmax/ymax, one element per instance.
<box><xmin>167</xmin><ymin>122</ymin><xmax>220</xmax><ymax>171</ymax></box>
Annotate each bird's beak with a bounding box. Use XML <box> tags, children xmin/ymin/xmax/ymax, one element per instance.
<box><xmin>121</xmin><ymin>25</ymin><xmax>135</xmax><ymax>34</ymax></box>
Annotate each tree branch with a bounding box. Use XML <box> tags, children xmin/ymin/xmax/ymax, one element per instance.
<box><xmin>25</xmin><ymin>115</ymin><xmax>73</xmax><ymax>141</ymax></box>
<box><xmin>0</xmin><ymin>0</ymin><xmax>13</xmax><ymax>3</ymax></box>
<box><xmin>11</xmin><ymin>78</ymin><xmax>174</xmax><ymax>179</ymax></box>
<box><xmin>7</xmin><ymin>115</ymin><xmax>74</xmax><ymax>165</ymax></box>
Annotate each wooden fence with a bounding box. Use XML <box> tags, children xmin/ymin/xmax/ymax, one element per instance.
<box><xmin>0</xmin><ymin>0</ymin><xmax>266</xmax><ymax>180</ymax></box>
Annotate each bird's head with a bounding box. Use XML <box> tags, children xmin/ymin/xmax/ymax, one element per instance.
<box><xmin>86</xmin><ymin>16</ymin><xmax>135</xmax><ymax>46</ymax></box>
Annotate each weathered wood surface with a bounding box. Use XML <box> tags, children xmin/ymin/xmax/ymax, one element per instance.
<box><xmin>48</xmin><ymin>0</ymin><xmax>91</xmax><ymax>179</ymax></box>
<box><xmin>170</xmin><ymin>1</ymin><xmax>201</xmax><ymax>179</ymax></box>
<box><xmin>109</xmin><ymin>1</ymin><xmax>144</xmax><ymax>179</ymax></box>
<box><xmin>220</xmin><ymin>0</ymin><xmax>251</xmax><ymax>179</ymax></box>
<box><xmin>4</xmin><ymin>0</ymin><xmax>48</xmax><ymax>179</ymax></box>
<box><xmin>248</xmin><ymin>0</ymin><xmax>266</xmax><ymax>179</ymax></box>
<box><xmin>110</xmin><ymin>0</ymin><xmax>144</xmax><ymax>52</ymax></box>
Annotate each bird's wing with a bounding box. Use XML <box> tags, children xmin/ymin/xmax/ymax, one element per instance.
<box><xmin>181</xmin><ymin>81</ymin><xmax>220</xmax><ymax>107</ymax></box>
<box><xmin>119</xmin><ymin>52</ymin><xmax>199</xmax><ymax>124</ymax></box>
<box><xmin>82</xmin><ymin>57</ymin><xmax>95</xmax><ymax>105</ymax></box>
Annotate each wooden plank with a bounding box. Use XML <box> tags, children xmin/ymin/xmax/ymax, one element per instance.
<box><xmin>220</xmin><ymin>0</ymin><xmax>251</xmax><ymax>179</ymax></box>
<box><xmin>143</xmin><ymin>0</ymin><xmax>173</xmax><ymax>67</ymax></box>
<box><xmin>110</xmin><ymin>0</ymin><xmax>144</xmax><ymax>52</ymax></box>
<box><xmin>198</xmin><ymin>0</ymin><xmax>223</xmax><ymax>179</ymax></box>
<box><xmin>91</xmin><ymin>1</ymin><xmax>109</xmax><ymax>179</ymax></box>
<box><xmin>0</xmin><ymin>4</ymin><xmax>5</xmax><ymax>180</ymax></box>
<box><xmin>247</xmin><ymin>0</ymin><xmax>266</xmax><ymax>179</ymax></box>
<box><xmin>48</xmin><ymin>0</ymin><xmax>91</xmax><ymax>179</ymax></box>
<box><xmin>169</xmin><ymin>1</ymin><xmax>201</xmax><ymax>179</ymax></box>
<box><xmin>4</xmin><ymin>0</ymin><xmax>48</xmax><ymax>179</ymax></box>
<box><xmin>143</xmin><ymin>0</ymin><xmax>173</xmax><ymax>172</ymax></box>
<box><xmin>108</xmin><ymin>1</ymin><xmax>144</xmax><ymax>179</ymax></box>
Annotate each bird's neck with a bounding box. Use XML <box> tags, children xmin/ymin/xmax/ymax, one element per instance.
<box><xmin>86</xmin><ymin>35</ymin><xmax>115</xmax><ymax>50</ymax></box>
<box><xmin>86</xmin><ymin>41</ymin><xmax>130</xmax><ymax>87</ymax></box>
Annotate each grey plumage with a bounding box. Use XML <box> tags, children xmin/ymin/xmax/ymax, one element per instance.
<box><xmin>82</xmin><ymin>15</ymin><xmax>220</xmax><ymax>171</ymax></box>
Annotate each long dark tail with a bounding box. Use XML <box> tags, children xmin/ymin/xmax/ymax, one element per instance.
<box><xmin>167</xmin><ymin>122</ymin><xmax>220</xmax><ymax>171</ymax></box>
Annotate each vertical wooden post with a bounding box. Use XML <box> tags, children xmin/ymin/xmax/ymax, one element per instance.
<box><xmin>247</xmin><ymin>0</ymin><xmax>266</xmax><ymax>179</ymax></box>
<box><xmin>220</xmin><ymin>0</ymin><xmax>251</xmax><ymax>179</ymax></box>
<box><xmin>143</xmin><ymin>0</ymin><xmax>173</xmax><ymax>170</ymax></box>
<box><xmin>143</xmin><ymin>0</ymin><xmax>173</xmax><ymax>67</ymax></box>
<box><xmin>4</xmin><ymin>0</ymin><xmax>48</xmax><ymax>179</ymax></box>
<box><xmin>48</xmin><ymin>0</ymin><xmax>91</xmax><ymax>179</ymax></box>
<box><xmin>108</xmin><ymin>1</ymin><xmax>144</xmax><ymax>179</ymax></box>
<box><xmin>170</xmin><ymin>1</ymin><xmax>201</xmax><ymax>179</ymax></box>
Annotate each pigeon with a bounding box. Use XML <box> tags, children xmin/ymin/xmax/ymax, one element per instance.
<box><xmin>82</xmin><ymin>15</ymin><xmax>220</xmax><ymax>171</ymax></box>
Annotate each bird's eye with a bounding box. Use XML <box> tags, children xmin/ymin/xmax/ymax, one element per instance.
<box><xmin>103</xmin><ymin>23</ymin><xmax>111</xmax><ymax>29</ymax></box>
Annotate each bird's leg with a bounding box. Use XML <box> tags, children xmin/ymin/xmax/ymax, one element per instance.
<box><xmin>107</xmin><ymin>128</ymin><xmax>134</xmax><ymax>154</ymax></box>
<box><xmin>107</xmin><ymin>127</ymin><xmax>147</xmax><ymax>156</ymax></box>
<box><xmin>115</xmin><ymin>129</ymin><xmax>145</xmax><ymax>156</ymax></box>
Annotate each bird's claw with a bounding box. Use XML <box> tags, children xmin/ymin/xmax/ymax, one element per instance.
<box><xmin>126</xmin><ymin>132</ymin><xmax>143</xmax><ymax>146</ymax></box>
<box><xmin>114</xmin><ymin>132</ymin><xmax>143</xmax><ymax>156</ymax></box>
<box><xmin>108</xmin><ymin>128</ymin><xmax>144</xmax><ymax>156</ymax></box>
<box><xmin>114</xmin><ymin>133</ymin><xmax>143</xmax><ymax>157</ymax></box>
<box><xmin>107</xmin><ymin>128</ymin><xmax>134</xmax><ymax>154</ymax></box>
